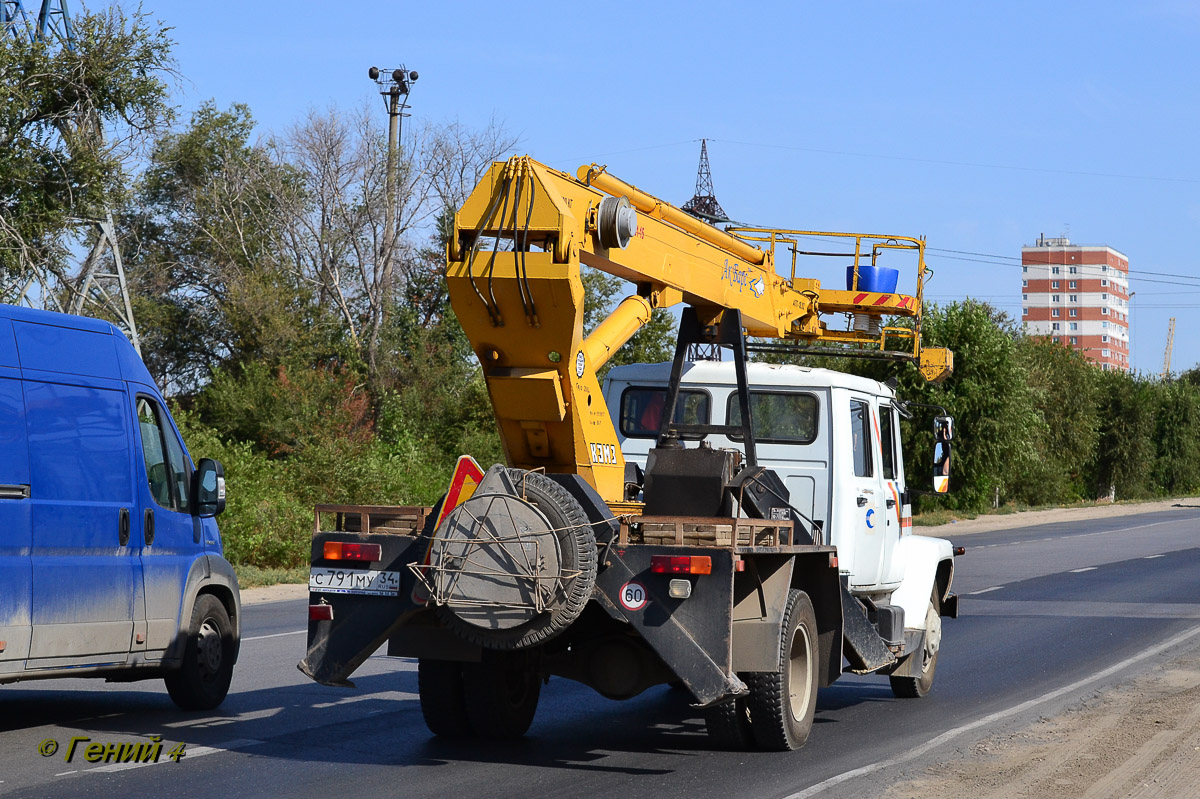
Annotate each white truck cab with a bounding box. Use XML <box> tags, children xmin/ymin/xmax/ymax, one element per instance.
<box><xmin>604</xmin><ymin>360</ymin><xmax>955</xmax><ymax>652</ymax></box>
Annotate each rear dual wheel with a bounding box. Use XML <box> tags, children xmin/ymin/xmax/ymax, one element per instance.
<box><xmin>704</xmin><ymin>589</ymin><xmax>820</xmax><ymax>752</ymax></box>
<box><xmin>418</xmin><ymin>651</ymin><xmax>541</xmax><ymax>739</ymax></box>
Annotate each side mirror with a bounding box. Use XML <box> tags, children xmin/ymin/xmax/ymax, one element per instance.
<box><xmin>192</xmin><ymin>458</ymin><xmax>226</xmax><ymax>518</ymax></box>
<box><xmin>934</xmin><ymin>415</ymin><xmax>954</xmax><ymax>441</ymax></box>
<box><xmin>933</xmin><ymin>416</ymin><xmax>954</xmax><ymax>493</ymax></box>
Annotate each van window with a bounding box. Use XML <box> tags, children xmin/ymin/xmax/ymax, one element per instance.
<box><xmin>25</xmin><ymin>382</ymin><xmax>131</xmax><ymax>502</ymax></box>
<box><xmin>727</xmin><ymin>392</ymin><xmax>819</xmax><ymax>443</ymax></box>
<box><xmin>620</xmin><ymin>387</ymin><xmax>709</xmax><ymax>439</ymax></box>
<box><xmin>137</xmin><ymin>397</ymin><xmax>190</xmax><ymax>513</ymax></box>
<box><xmin>850</xmin><ymin>399</ymin><xmax>873</xmax><ymax>477</ymax></box>
<box><xmin>880</xmin><ymin>407</ymin><xmax>896</xmax><ymax>480</ymax></box>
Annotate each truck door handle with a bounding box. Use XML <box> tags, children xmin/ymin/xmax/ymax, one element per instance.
<box><xmin>119</xmin><ymin>507</ymin><xmax>130</xmax><ymax>546</ymax></box>
<box><xmin>886</xmin><ymin>499</ymin><xmax>896</xmax><ymax>508</ymax></box>
<box><xmin>0</xmin><ymin>484</ymin><xmax>30</xmax><ymax>500</ymax></box>
<box><xmin>857</xmin><ymin>496</ymin><xmax>868</xmax><ymax>507</ymax></box>
<box><xmin>144</xmin><ymin>508</ymin><xmax>155</xmax><ymax>546</ymax></box>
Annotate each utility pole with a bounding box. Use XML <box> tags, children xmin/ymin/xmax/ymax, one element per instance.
<box><xmin>1163</xmin><ymin>317</ymin><xmax>1175</xmax><ymax>380</ymax></box>
<box><xmin>368</xmin><ymin>65</ymin><xmax>418</xmax><ymax>338</ymax></box>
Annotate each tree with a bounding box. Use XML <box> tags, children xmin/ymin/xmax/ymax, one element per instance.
<box><xmin>0</xmin><ymin>4</ymin><xmax>174</xmax><ymax>297</ymax></box>
<box><xmin>1086</xmin><ymin>369</ymin><xmax>1157</xmax><ymax>500</ymax></box>
<box><xmin>120</xmin><ymin>102</ymin><xmax>322</xmax><ymax>393</ymax></box>
<box><xmin>1014</xmin><ymin>336</ymin><xmax>1099</xmax><ymax>502</ymax></box>
<box><xmin>275</xmin><ymin>109</ymin><xmax>515</xmax><ymax>395</ymax></box>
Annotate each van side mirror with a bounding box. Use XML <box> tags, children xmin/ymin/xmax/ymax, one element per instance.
<box><xmin>933</xmin><ymin>416</ymin><xmax>953</xmax><ymax>493</ymax></box>
<box><xmin>192</xmin><ymin>458</ymin><xmax>226</xmax><ymax>517</ymax></box>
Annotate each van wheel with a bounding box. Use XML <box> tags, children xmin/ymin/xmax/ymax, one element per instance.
<box><xmin>890</xmin><ymin>589</ymin><xmax>941</xmax><ymax>698</ymax></box>
<box><xmin>417</xmin><ymin>659</ymin><xmax>472</xmax><ymax>737</ymax></box>
<box><xmin>165</xmin><ymin>594</ymin><xmax>235</xmax><ymax>711</ymax></box>
<box><xmin>744</xmin><ymin>589</ymin><xmax>819</xmax><ymax>751</ymax></box>
<box><xmin>461</xmin><ymin>650</ymin><xmax>541</xmax><ymax>738</ymax></box>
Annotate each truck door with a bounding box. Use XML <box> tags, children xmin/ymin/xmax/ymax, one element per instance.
<box><xmin>847</xmin><ymin>396</ymin><xmax>886</xmax><ymax>589</ymax></box>
<box><xmin>877</xmin><ymin>402</ymin><xmax>904</xmax><ymax>587</ymax></box>
<box><xmin>133</xmin><ymin>393</ymin><xmax>200</xmax><ymax>654</ymax></box>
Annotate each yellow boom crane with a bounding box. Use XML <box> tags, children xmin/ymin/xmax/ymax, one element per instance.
<box><xmin>445</xmin><ymin>156</ymin><xmax>953</xmax><ymax>506</ymax></box>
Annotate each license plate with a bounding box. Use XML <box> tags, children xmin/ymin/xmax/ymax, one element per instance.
<box><xmin>308</xmin><ymin>568</ymin><xmax>401</xmax><ymax>596</ymax></box>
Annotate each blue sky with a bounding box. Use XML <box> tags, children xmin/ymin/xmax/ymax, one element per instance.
<box><xmin>156</xmin><ymin>0</ymin><xmax>1200</xmax><ymax>373</ymax></box>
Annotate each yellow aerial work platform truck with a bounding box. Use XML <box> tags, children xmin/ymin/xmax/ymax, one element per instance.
<box><xmin>299</xmin><ymin>157</ymin><xmax>961</xmax><ymax>751</ymax></box>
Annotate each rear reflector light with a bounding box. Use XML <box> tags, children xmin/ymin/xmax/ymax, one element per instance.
<box><xmin>650</xmin><ymin>555</ymin><xmax>712</xmax><ymax>575</ymax></box>
<box><xmin>953</xmin><ymin>546</ymin><xmax>966</xmax><ymax>556</ymax></box>
<box><xmin>323</xmin><ymin>541</ymin><xmax>382</xmax><ymax>561</ymax></box>
<box><xmin>309</xmin><ymin>604</ymin><xmax>334</xmax><ymax>621</ymax></box>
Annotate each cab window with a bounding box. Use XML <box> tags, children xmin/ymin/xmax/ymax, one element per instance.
<box><xmin>727</xmin><ymin>391</ymin><xmax>819</xmax><ymax>444</ymax></box>
<box><xmin>619</xmin><ymin>387</ymin><xmax>710</xmax><ymax>439</ymax></box>
<box><xmin>850</xmin><ymin>399</ymin><xmax>873</xmax><ymax>477</ymax></box>
<box><xmin>136</xmin><ymin>397</ymin><xmax>190</xmax><ymax>513</ymax></box>
<box><xmin>880</xmin><ymin>406</ymin><xmax>896</xmax><ymax>480</ymax></box>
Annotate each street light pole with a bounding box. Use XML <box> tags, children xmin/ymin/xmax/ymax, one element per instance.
<box><xmin>368</xmin><ymin>65</ymin><xmax>418</xmax><ymax>341</ymax></box>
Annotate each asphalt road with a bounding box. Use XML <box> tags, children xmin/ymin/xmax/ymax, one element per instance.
<box><xmin>3</xmin><ymin>506</ymin><xmax>1200</xmax><ymax>799</ymax></box>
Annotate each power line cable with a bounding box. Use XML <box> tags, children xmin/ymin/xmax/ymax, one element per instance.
<box><xmin>707</xmin><ymin>138</ymin><xmax>1200</xmax><ymax>186</ymax></box>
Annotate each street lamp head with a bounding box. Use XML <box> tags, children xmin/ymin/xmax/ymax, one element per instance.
<box><xmin>368</xmin><ymin>66</ymin><xmax>380</xmax><ymax>80</ymax></box>
<box><xmin>392</xmin><ymin>68</ymin><xmax>405</xmax><ymax>84</ymax></box>
<box><xmin>408</xmin><ymin>70</ymin><xmax>419</xmax><ymax>82</ymax></box>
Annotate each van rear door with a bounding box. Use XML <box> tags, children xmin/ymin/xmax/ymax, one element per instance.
<box><xmin>0</xmin><ymin>323</ymin><xmax>32</xmax><ymax>671</ymax></box>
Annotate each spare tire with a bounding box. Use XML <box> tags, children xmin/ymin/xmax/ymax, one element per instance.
<box><xmin>433</xmin><ymin>469</ymin><xmax>597</xmax><ymax>649</ymax></box>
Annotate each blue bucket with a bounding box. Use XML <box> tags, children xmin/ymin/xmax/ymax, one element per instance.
<box><xmin>846</xmin><ymin>265</ymin><xmax>899</xmax><ymax>293</ymax></box>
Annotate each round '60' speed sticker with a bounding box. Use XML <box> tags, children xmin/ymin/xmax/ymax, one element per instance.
<box><xmin>619</xmin><ymin>580</ymin><xmax>648</xmax><ymax>611</ymax></box>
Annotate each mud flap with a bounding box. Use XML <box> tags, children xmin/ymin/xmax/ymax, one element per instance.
<box><xmin>840</xmin><ymin>581</ymin><xmax>897</xmax><ymax>674</ymax></box>
<box><xmin>593</xmin><ymin>547</ymin><xmax>746</xmax><ymax>706</ymax></box>
<box><xmin>298</xmin><ymin>532</ymin><xmax>425</xmax><ymax>686</ymax></box>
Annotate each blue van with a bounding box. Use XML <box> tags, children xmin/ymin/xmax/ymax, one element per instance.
<box><xmin>0</xmin><ymin>304</ymin><xmax>239</xmax><ymax>709</ymax></box>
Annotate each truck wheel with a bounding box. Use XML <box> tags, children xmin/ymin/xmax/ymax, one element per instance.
<box><xmin>890</xmin><ymin>589</ymin><xmax>941</xmax><ymax>698</ymax></box>
<box><xmin>417</xmin><ymin>659</ymin><xmax>471</xmax><ymax>737</ymax></box>
<box><xmin>436</xmin><ymin>470</ymin><xmax>597</xmax><ymax>650</ymax></box>
<box><xmin>164</xmin><ymin>594</ymin><xmax>235</xmax><ymax>711</ymax></box>
<box><xmin>704</xmin><ymin>697</ymin><xmax>754</xmax><ymax>750</ymax></box>
<box><xmin>461</xmin><ymin>650</ymin><xmax>541</xmax><ymax>738</ymax></box>
<box><xmin>744</xmin><ymin>589</ymin><xmax>819</xmax><ymax>751</ymax></box>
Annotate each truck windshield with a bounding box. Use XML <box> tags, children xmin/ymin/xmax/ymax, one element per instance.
<box><xmin>727</xmin><ymin>392</ymin><xmax>819</xmax><ymax>444</ymax></box>
<box><xmin>620</xmin><ymin>387</ymin><xmax>710</xmax><ymax>439</ymax></box>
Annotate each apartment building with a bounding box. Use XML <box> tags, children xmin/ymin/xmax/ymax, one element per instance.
<box><xmin>1021</xmin><ymin>235</ymin><xmax>1130</xmax><ymax>372</ymax></box>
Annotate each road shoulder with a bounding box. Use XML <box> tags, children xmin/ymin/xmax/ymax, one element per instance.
<box><xmin>915</xmin><ymin>497</ymin><xmax>1200</xmax><ymax>537</ymax></box>
<box><xmin>878</xmin><ymin>631</ymin><xmax>1200</xmax><ymax>799</ymax></box>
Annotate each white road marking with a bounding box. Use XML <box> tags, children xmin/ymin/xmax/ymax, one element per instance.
<box><xmin>968</xmin><ymin>586</ymin><xmax>1004</xmax><ymax>595</ymax></box>
<box><xmin>311</xmin><ymin>690</ymin><xmax>418</xmax><ymax>709</ymax></box>
<box><xmin>1070</xmin><ymin>567</ymin><xmax>1098</xmax><ymax>573</ymax></box>
<box><xmin>55</xmin><ymin>771</ymin><xmax>77</xmax><ymax>777</ymax></box>
<box><xmin>243</xmin><ymin>630</ymin><xmax>306</xmax><ymax>642</ymax></box>
<box><xmin>164</xmin><ymin>706</ymin><xmax>283</xmax><ymax>728</ymax></box>
<box><xmin>783</xmin><ymin>623</ymin><xmax>1200</xmax><ymax>799</ymax></box>
<box><xmin>1145</xmin><ymin>554</ymin><xmax>1166</xmax><ymax>559</ymax></box>
<box><xmin>92</xmin><ymin>738</ymin><xmax>265</xmax><ymax>773</ymax></box>
<box><xmin>982</xmin><ymin>518</ymin><xmax>1184</xmax><ymax>551</ymax></box>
